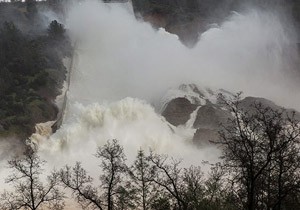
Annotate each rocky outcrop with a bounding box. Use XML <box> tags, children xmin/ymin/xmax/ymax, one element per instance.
<box><xmin>192</xmin><ymin>104</ymin><xmax>232</xmax><ymax>145</ymax></box>
<box><xmin>132</xmin><ymin>0</ymin><xmax>238</xmax><ymax>45</ymax></box>
<box><xmin>193</xmin><ymin>128</ymin><xmax>219</xmax><ymax>145</ymax></box>
<box><xmin>161</xmin><ymin>84</ymin><xmax>300</xmax><ymax>146</ymax></box>
<box><xmin>132</xmin><ymin>0</ymin><xmax>300</xmax><ymax>46</ymax></box>
<box><xmin>240</xmin><ymin>97</ymin><xmax>299</xmax><ymax>118</ymax></box>
<box><xmin>162</xmin><ymin>97</ymin><xmax>197</xmax><ymax>126</ymax></box>
<box><xmin>161</xmin><ymin>84</ymin><xmax>230</xmax><ymax>145</ymax></box>
<box><xmin>193</xmin><ymin>104</ymin><xmax>231</xmax><ymax>129</ymax></box>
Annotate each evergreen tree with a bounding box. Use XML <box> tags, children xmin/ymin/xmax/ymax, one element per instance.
<box><xmin>48</xmin><ymin>20</ymin><xmax>66</xmax><ymax>40</ymax></box>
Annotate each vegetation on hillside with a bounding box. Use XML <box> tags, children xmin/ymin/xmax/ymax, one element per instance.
<box><xmin>0</xmin><ymin>2</ymin><xmax>71</xmax><ymax>139</ymax></box>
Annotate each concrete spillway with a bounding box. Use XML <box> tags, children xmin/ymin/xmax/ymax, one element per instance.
<box><xmin>52</xmin><ymin>43</ymin><xmax>77</xmax><ymax>133</ymax></box>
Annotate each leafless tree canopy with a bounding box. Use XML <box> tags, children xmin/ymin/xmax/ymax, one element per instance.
<box><xmin>0</xmin><ymin>147</ymin><xmax>64</xmax><ymax>210</ymax></box>
<box><xmin>216</xmin><ymin>93</ymin><xmax>300</xmax><ymax>210</ymax></box>
<box><xmin>60</xmin><ymin>139</ymin><xmax>129</xmax><ymax>210</ymax></box>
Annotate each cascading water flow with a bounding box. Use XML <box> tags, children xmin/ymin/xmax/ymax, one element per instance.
<box><xmin>1</xmin><ymin>0</ymin><xmax>300</xmax><ymax>209</ymax></box>
<box><xmin>32</xmin><ymin>0</ymin><xmax>299</xmax><ymax>155</ymax></box>
<box><xmin>26</xmin><ymin>0</ymin><xmax>300</xmax><ymax>169</ymax></box>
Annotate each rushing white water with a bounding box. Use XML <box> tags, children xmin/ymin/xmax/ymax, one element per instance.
<box><xmin>1</xmin><ymin>1</ymin><xmax>300</xmax><ymax>209</ymax></box>
<box><xmin>31</xmin><ymin>0</ymin><xmax>300</xmax><ymax>174</ymax></box>
<box><xmin>66</xmin><ymin>1</ymin><xmax>299</xmax><ymax>107</ymax></box>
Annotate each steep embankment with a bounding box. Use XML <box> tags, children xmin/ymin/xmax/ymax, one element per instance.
<box><xmin>0</xmin><ymin>2</ymin><xmax>71</xmax><ymax>145</ymax></box>
<box><xmin>51</xmin><ymin>42</ymin><xmax>77</xmax><ymax>133</ymax></box>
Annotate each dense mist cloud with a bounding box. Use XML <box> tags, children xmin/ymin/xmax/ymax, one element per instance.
<box><xmin>31</xmin><ymin>0</ymin><xmax>300</xmax><ymax>170</ymax></box>
<box><xmin>67</xmin><ymin>1</ymin><xmax>300</xmax><ymax>110</ymax></box>
<box><xmin>1</xmin><ymin>1</ymin><xmax>299</xmax><ymax>209</ymax></box>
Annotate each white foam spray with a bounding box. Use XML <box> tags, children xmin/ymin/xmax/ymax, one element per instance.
<box><xmin>32</xmin><ymin>0</ymin><xmax>300</xmax><ymax>187</ymax></box>
<box><xmin>65</xmin><ymin>1</ymin><xmax>299</xmax><ymax>108</ymax></box>
<box><xmin>2</xmin><ymin>0</ymin><xmax>300</xmax><ymax>208</ymax></box>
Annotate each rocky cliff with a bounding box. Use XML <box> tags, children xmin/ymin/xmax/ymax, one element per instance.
<box><xmin>161</xmin><ymin>84</ymin><xmax>299</xmax><ymax>146</ymax></box>
<box><xmin>132</xmin><ymin>0</ymin><xmax>300</xmax><ymax>45</ymax></box>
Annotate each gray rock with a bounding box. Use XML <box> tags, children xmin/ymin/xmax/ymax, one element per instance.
<box><xmin>162</xmin><ymin>97</ymin><xmax>197</xmax><ymax>126</ymax></box>
<box><xmin>193</xmin><ymin>128</ymin><xmax>219</xmax><ymax>146</ymax></box>
<box><xmin>192</xmin><ymin>104</ymin><xmax>231</xmax><ymax>145</ymax></box>
<box><xmin>162</xmin><ymin>84</ymin><xmax>300</xmax><ymax>146</ymax></box>
<box><xmin>193</xmin><ymin>104</ymin><xmax>231</xmax><ymax>129</ymax></box>
<box><xmin>240</xmin><ymin>97</ymin><xmax>300</xmax><ymax>120</ymax></box>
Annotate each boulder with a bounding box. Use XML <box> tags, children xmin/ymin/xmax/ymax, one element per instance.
<box><xmin>193</xmin><ymin>128</ymin><xmax>219</xmax><ymax>145</ymax></box>
<box><xmin>193</xmin><ymin>104</ymin><xmax>231</xmax><ymax>129</ymax></box>
<box><xmin>162</xmin><ymin>84</ymin><xmax>300</xmax><ymax>146</ymax></box>
<box><xmin>192</xmin><ymin>104</ymin><xmax>231</xmax><ymax>145</ymax></box>
<box><xmin>162</xmin><ymin>97</ymin><xmax>197</xmax><ymax>126</ymax></box>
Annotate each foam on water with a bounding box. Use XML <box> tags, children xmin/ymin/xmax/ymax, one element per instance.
<box><xmin>31</xmin><ymin>0</ymin><xmax>299</xmax><ymax>181</ymax></box>
<box><xmin>2</xmin><ymin>1</ymin><xmax>300</xmax><ymax>208</ymax></box>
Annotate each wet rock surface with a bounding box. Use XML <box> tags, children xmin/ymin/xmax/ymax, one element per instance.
<box><xmin>161</xmin><ymin>84</ymin><xmax>300</xmax><ymax>146</ymax></box>
<box><xmin>193</xmin><ymin>104</ymin><xmax>230</xmax><ymax>129</ymax></box>
<box><xmin>162</xmin><ymin>97</ymin><xmax>197</xmax><ymax>126</ymax></box>
<box><xmin>193</xmin><ymin>128</ymin><xmax>219</xmax><ymax>145</ymax></box>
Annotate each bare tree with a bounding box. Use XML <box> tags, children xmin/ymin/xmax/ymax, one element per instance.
<box><xmin>129</xmin><ymin>149</ymin><xmax>156</xmax><ymax>210</ymax></box>
<box><xmin>147</xmin><ymin>152</ymin><xmax>210</xmax><ymax>210</ymax></box>
<box><xmin>113</xmin><ymin>182</ymin><xmax>137</xmax><ymax>210</ymax></box>
<box><xmin>0</xmin><ymin>147</ymin><xmax>65</xmax><ymax>210</ymax></box>
<box><xmin>60</xmin><ymin>162</ymin><xmax>103</xmax><ymax>209</ymax></box>
<box><xmin>181</xmin><ymin>166</ymin><xmax>205</xmax><ymax>209</ymax></box>
<box><xmin>60</xmin><ymin>139</ymin><xmax>128</xmax><ymax>210</ymax></box>
<box><xmin>215</xmin><ymin>93</ymin><xmax>300</xmax><ymax>210</ymax></box>
<box><xmin>147</xmin><ymin>152</ymin><xmax>187</xmax><ymax>210</ymax></box>
<box><xmin>260</xmin><ymin>109</ymin><xmax>300</xmax><ymax>210</ymax></box>
<box><xmin>204</xmin><ymin>164</ymin><xmax>224</xmax><ymax>205</ymax></box>
<box><xmin>203</xmin><ymin>163</ymin><xmax>239</xmax><ymax>210</ymax></box>
<box><xmin>96</xmin><ymin>139</ymin><xmax>127</xmax><ymax>210</ymax></box>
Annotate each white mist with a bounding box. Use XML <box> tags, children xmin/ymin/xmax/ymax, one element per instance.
<box><xmin>2</xmin><ymin>0</ymin><xmax>300</xmax><ymax>209</ymax></box>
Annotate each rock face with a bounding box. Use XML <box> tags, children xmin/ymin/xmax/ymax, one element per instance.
<box><xmin>193</xmin><ymin>104</ymin><xmax>231</xmax><ymax>129</ymax></box>
<box><xmin>193</xmin><ymin>128</ymin><xmax>219</xmax><ymax>145</ymax></box>
<box><xmin>132</xmin><ymin>0</ymin><xmax>300</xmax><ymax>46</ymax></box>
<box><xmin>161</xmin><ymin>84</ymin><xmax>300</xmax><ymax>146</ymax></box>
<box><xmin>192</xmin><ymin>104</ymin><xmax>232</xmax><ymax>144</ymax></box>
<box><xmin>162</xmin><ymin>97</ymin><xmax>197</xmax><ymax>126</ymax></box>
<box><xmin>161</xmin><ymin>84</ymin><xmax>231</xmax><ymax>145</ymax></box>
<box><xmin>131</xmin><ymin>0</ymin><xmax>238</xmax><ymax>45</ymax></box>
<box><xmin>240</xmin><ymin>97</ymin><xmax>297</xmax><ymax>115</ymax></box>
